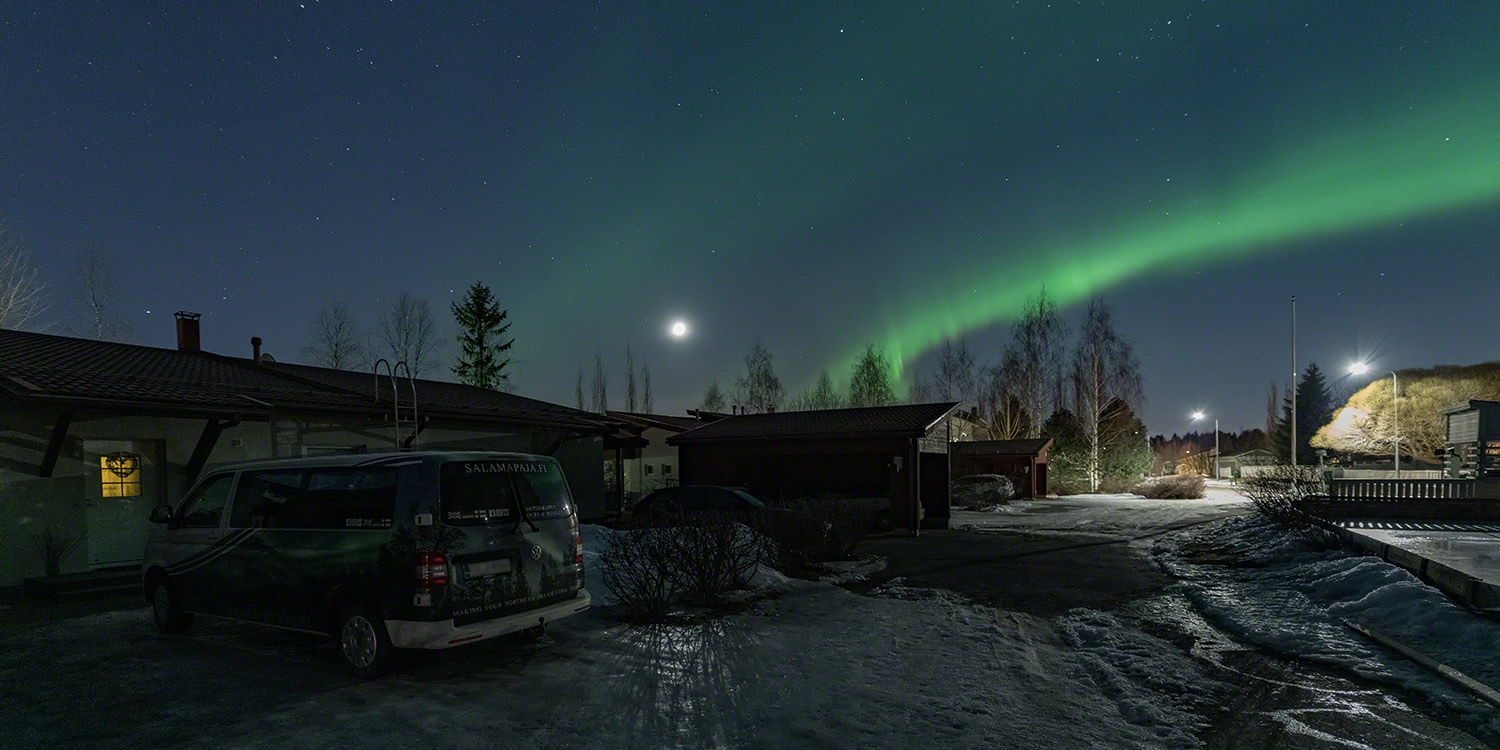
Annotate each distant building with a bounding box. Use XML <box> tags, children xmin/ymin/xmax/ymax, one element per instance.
<box><xmin>1444</xmin><ymin>400</ymin><xmax>1500</xmax><ymax>479</ymax></box>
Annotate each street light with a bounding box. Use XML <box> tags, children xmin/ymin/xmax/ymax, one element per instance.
<box><xmin>1349</xmin><ymin>362</ymin><xmax>1398</xmax><ymax>478</ymax></box>
<box><xmin>1192</xmin><ymin>411</ymin><xmax>1218</xmax><ymax>481</ymax></box>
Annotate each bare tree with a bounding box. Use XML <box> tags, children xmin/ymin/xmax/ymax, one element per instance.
<box><xmin>932</xmin><ymin>339</ymin><xmax>978</xmax><ymax>409</ymax></box>
<box><xmin>1069</xmin><ymin>296</ymin><xmax>1144</xmax><ymax>492</ymax></box>
<box><xmin>624</xmin><ymin>345</ymin><xmax>638</xmax><ymax>412</ymax></box>
<box><xmin>978</xmin><ymin>365</ymin><xmax>1030</xmax><ymax>440</ymax></box>
<box><xmin>1265</xmin><ymin>383</ymin><xmax>1280</xmax><ymax>443</ymax></box>
<box><xmin>641</xmin><ymin>357</ymin><xmax>653</xmax><ymax>413</ymax></box>
<box><xmin>304</xmin><ymin>301</ymin><xmax>365</xmax><ymax>370</ymax></box>
<box><xmin>848</xmin><ymin>343</ymin><xmax>898</xmax><ymax>408</ymax></box>
<box><xmin>575</xmin><ymin>369</ymin><xmax>586</xmax><ymax>411</ymax></box>
<box><xmin>908</xmin><ymin>371</ymin><xmax>933</xmax><ymax>403</ymax></box>
<box><xmin>702</xmin><ymin>380</ymin><xmax>727</xmax><ymax>412</ymax></box>
<box><xmin>788</xmin><ymin>369</ymin><xmax>844</xmax><ymax>411</ymax></box>
<box><xmin>378</xmin><ymin>293</ymin><xmax>439</xmax><ymax>377</ymax></box>
<box><xmin>0</xmin><ymin>224</ymin><xmax>47</xmax><ymax>331</ymax></box>
<box><xmin>69</xmin><ymin>248</ymin><xmax>133</xmax><ymax>341</ymax></box>
<box><xmin>733</xmin><ymin>341</ymin><xmax>784</xmax><ymax>413</ymax></box>
<box><xmin>592</xmin><ymin>351</ymin><xmax>609</xmax><ymax>413</ymax></box>
<box><xmin>999</xmin><ymin>288</ymin><xmax>1067</xmax><ymax>438</ymax></box>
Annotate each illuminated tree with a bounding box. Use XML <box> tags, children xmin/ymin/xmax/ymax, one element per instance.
<box><xmin>1313</xmin><ymin>362</ymin><xmax>1500</xmax><ymax>461</ymax></box>
<box><xmin>977</xmin><ymin>370</ymin><xmax>1030</xmax><ymax>440</ymax></box>
<box><xmin>848</xmin><ymin>343</ymin><xmax>897</xmax><ymax>408</ymax></box>
<box><xmin>1070</xmin><ymin>296</ymin><xmax>1144</xmax><ymax>492</ymax></box>
<box><xmin>451</xmin><ymin>282</ymin><xmax>513</xmax><ymax>390</ymax></box>
<box><xmin>304</xmin><ymin>301</ymin><xmax>365</xmax><ymax>370</ymax></box>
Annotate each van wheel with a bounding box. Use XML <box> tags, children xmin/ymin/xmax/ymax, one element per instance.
<box><xmin>150</xmin><ymin>577</ymin><xmax>193</xmax><ymax>634</ymax></box>
<box><xmin>337</xmin><ymin>605</ymin><xmax>394</xmax><ymax>679</ymax></box>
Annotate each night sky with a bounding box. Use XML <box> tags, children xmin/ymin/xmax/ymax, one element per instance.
<box><xmin>5</xmin><ymin>2</ymin><xmax>1499</xmax><ymax>435</ymax></box>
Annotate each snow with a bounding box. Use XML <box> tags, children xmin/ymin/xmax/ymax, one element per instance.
<box><xmin>8</xmin><ymin>490</ymin><xmax>1500</xmax><ymax>747</ymax></box>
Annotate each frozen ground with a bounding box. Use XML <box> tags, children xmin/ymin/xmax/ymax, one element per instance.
<box><xmin>4</xmin><ymin>490</ymin><xmax>1500</xmax><ymax>748</ymax></box>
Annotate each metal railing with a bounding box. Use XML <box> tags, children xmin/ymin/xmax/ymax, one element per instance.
<box><xmin>1327</xmin><ymin>478</ymin><xmax>1475</xmax><ymax>501</ymax></box>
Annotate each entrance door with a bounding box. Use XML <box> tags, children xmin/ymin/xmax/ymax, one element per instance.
<box><xmin>84</xmin><ymin>440</ymin><xmax>165</xmax><ymax>568</ymax></box>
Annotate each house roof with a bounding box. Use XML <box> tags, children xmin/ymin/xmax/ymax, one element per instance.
<box><xmin>0</xmin><ymin>329</ymin><xmax>607</xmax><ymax>432</ymax></box>
<box><xmin>605</xmin><ymin>410</ymin><xmax>712</xmax><ymax>433</ymax></box>
<box><xmin>668</xmin><ymin>402</ymin><xmax>960</xmax><ymax>444</ymax></box>
<box><xmin>950</xmin><ymin>438</ymin><xmax>1053</xmax><ymax>457</ymax></box>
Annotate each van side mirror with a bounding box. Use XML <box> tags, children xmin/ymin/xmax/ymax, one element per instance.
<box><xmin>149</xmin><ymin>505</ymin><xmax>174</xmax><ymax>524</ymax></box>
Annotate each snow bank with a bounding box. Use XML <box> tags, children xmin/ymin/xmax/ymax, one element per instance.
<box><xmin>1154</xmin><ymin>515</ymin><xmax>1500</xmax><ymax>731</ymax></box>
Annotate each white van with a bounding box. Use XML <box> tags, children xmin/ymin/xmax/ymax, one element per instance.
<box><xmin>141</xmin><ymin>451</ymin><xmax>590</xmax><ymax>677</ymax></box>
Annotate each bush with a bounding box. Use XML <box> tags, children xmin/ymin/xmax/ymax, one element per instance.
<box><xmin>1238</xmin><ymin>464</ymin><xmax>1341</xmax><ymax>548</ymax></box>
<box><xmin>598</xmin><ymin>526</ymin><xmax>679</xmax><ymax>621</ymax></box>
<box><xmin>755</xmin><ymin>500</ymin><xmax>870</xmax><ymax>576</ymax></box>
<box><xmin>1132</xmin><ymin>475</ymin><xmax>1205</xmax><ymax>499</ymax></box>
<box><xmin>599</xmin><ymin>512</ymin><xmax>766</xmax><ymax>620</ymax></box>
<box><xmin>666</xmin><ymin>512</ymin><xmax>763</xmax><ymax>605</ymax></box>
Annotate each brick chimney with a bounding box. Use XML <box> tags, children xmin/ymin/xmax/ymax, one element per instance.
<box><xmin>175</xmin><ymin>311</ymin><xmax>201</xmax><ymax>352</ymax></box>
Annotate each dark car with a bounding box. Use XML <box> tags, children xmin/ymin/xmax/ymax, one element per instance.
<box><xmin>631</xmin><ymin>485</ymin><xmax>768</xmax><ymax>522</ymax></box>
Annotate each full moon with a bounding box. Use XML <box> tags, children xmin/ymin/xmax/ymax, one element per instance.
<box><xmin>670</xmin><ymin>320</ymin><xmax>688</xmax><ymax>338</ymax></box>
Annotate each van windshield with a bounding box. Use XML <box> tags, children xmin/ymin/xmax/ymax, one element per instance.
<box><xmin>439</xmin><ymin>460</ymin><xmax>573</xmax><ymax>526</ymax></box>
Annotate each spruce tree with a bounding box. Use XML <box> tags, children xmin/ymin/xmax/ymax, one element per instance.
<box><xmin>451</xmin><ymin>282</ymin><xmax>513</xmax><ymax>389</ymax></box>
<box><xmin>1274</xmin><ymin>363</ymin><xmax>1334</xmax><ymax>465</ymax></box>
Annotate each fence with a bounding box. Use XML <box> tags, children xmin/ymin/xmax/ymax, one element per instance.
<box><xmin>1327</xmin><ymin>478</ymin><xmax>1475</xmax><ymax>501</ymax></box>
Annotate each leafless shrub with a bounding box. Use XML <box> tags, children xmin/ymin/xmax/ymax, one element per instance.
<box><xmin>666</xmin><ymin>512</ymin><xmax>762</xmax><ymax>605</ymax></box>
<box><xmin>598</xmin><ymin>526</ymin><xmax>679</xmax><ymax>621</ymax></box>
<box><xmin>29</xmin><ymin>523</ymin><xmax>85</xmax><ymax>577</ymax></box>
<box><xmin>755</xmin><ymin>500</ymin><xmax>869</xmax><ymax>576</ymax></box>
<box><xmin>1132</xmin><ymin>475</ymin><xmax>1205</xmax><ymax>499</ymax></box>
<box><xmin>1239</xmin><ymin>464</ymin><xmax>1340</xmax><ymax>548</ymax></box>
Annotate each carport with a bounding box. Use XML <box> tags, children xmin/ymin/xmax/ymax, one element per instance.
<box><xmin>668</xmin><ymin>402</ymin><xmax>959</xmax><ymax>530</ymax></box>
<box><xmin>950</xmin><ymin>438</ymin><xmax>1052</xmax><ymax>498</ymax></box>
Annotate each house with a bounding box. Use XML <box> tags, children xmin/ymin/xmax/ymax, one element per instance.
<box><xmin>0</xmin><ymin>316</ymin><xmax>610</xmax><ymax>588</ymax></box>
<box><xmin>601</xmin><ymin>410</ymin><xmax>723</xmax><ymax>511</ymax></box>
<box><xmin>668</xmin><ymin>402</ymin><xmax>960</xmax><ymax>529</ymax></box>
<box><xmin>949</xmin><ymin>439</ymin><xmax>1052</xmax><ymax>498</ymax></box>
<box><xmin>1216</xmin><ymin>448</ymin><xmax>1276</xmax><ymax>479</ymax></box>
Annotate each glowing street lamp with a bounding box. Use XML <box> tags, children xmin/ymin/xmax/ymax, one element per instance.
<box><xmin>1192</xmin><ymin>411</ymin><xmax>1218</xmax><ymax>480</ymax></box>
<box><xmin>1349</xmin><ymin>362</ymin><xmax>1398</xmax><ymax>478</ymax></box>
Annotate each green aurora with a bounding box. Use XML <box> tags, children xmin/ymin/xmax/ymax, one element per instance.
<box><xmin>853</xmin><ymin>84</ymin><xmax>1500</xmax><ymax>378</ymax></box>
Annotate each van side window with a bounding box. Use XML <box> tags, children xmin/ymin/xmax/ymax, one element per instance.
<box><xmin>230</xmin><ymin>470</ymin><xmax>305</xmax><ymax>528</ymax></box>
<box><xmin>305</xmin><ymin>468</ymin><xmax>397</xmax><ymax>529</ymax></box>
<box><xmin>179</xmin><ymin>474</ymin><xmax>235</xmax><ymax>528</ymax></box>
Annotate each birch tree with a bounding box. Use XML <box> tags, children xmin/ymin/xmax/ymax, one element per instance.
<box><xmin>379</xmin><ymin>293</ymin><xmax>439</xmax><ymax>377</ymax></box>
<box><xmin>305</xmin><ymin>301</ymin><xmax>365</xmax><ymax>370</ymax></box>
<box><xmin>1069</xmin><ymin>296</ymin><xmax>1144</xmax><ymax>491</ymax></box>
<box><xmin>0</xmin><ymin>225</ymin><xmax>47</xmax><ymax>331</ymax></box>
<box><xmin>999</xmin><ymin>288</ymin><xmax>1066</xmax><ymax>438</ymax></box>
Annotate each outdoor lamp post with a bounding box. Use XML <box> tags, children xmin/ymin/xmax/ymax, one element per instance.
<box><xmin>1349</xmin><ymin>362</ymin><xmax>1398</xmax><ymax>478</ymax></box>
<box><xmin>1192</xmin><ymin>411</ymin><xmax>1218</xmax><ymax>481</ymax></box>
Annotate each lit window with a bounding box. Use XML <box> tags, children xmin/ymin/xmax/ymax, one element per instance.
<box><xmin>101</xmin><ymin>452</ymin><xmax>142</xmax><ymax>497</ymax></box>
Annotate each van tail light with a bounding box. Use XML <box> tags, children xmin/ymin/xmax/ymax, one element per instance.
<box><xmin>570</xmin><ymin>512</ymin><xmax>584</xmax><ymax>565</ymax></box>
<box><xmin>416</xmin><ymin>552</ymin><xmax>450</xmax><ymax>588</ymax></box>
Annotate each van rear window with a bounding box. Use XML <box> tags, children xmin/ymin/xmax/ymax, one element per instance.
<box><xmin>440</xmin><ymin>460</ymin><xmax>573</xmax><ymax>526</ymax></box>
